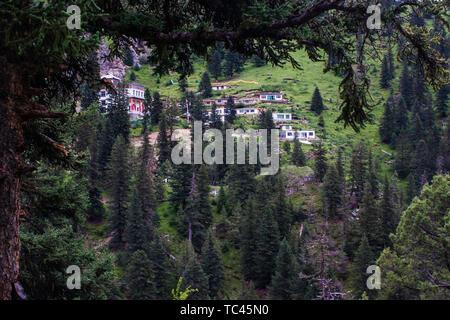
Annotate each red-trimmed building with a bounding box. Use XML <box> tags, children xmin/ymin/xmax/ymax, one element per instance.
<box><xmin>99</xmin><ymin>75</ymin><xmax>145</xmax><ymax>119</ymax></box>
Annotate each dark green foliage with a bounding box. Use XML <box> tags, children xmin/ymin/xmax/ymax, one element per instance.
<box><xmin>169</xmin><ymin>162</ymin><xmax>193</xmax><ymax>211</ymax></box>
<box><xmin>349</xmin><ymin>142</ymin><xmax>367</xmax><ymax>202</ymax></box>
<box><xmin>399</xmin><ymin>61</ymin><xmax>414</xmax><ymax>109</ymax></box>
<box><xmin>350</xmin><ymin>234</ymin><xmax>374</xmax><ymax>299</ymax></box>
<box><xmin>379</xmin><ymin>95</ymin><xmax>394</xmax><ymax>143</ymax></box>
<box><xmin>148</xmin><ymin>235</ymin><xmax>172</xmax><ymax>299</ymax></box>
<box><xmin>225</xmin><ymin>96</ymin><xmax>236</xmax><ymax>124</ymax></box>
<box><xmin>358</xmin><ymin>182</ymin><xmax>381</xmax><ymax>251</ymax></box>
<box><xmin>216</xmin><ymin>186</ymin><xmax>227</xmax><ymax>215</ymax></box>
<box><xmin>311</xmin><ymin>87</ymin><xmax>324</xmax><ymax>114</ymax></box>
<box><xmin>123</xmin><ymin>48</ymin><xmax>134</xmax><ymax>67</ymax></box>
<box><xmin>200</xmin><ymin>230</ymin><xmax>224</xmax><ymax>299</ymax></box>
<box><xmin>380</xmin><ymin>55</ymin><xmax>391</xmax><ymax>89</ymax></box>
<box><xmin>254</xmin><ymin>207</ymin><xmax>280</xmax><ymax>289</ymax></box>
<box><xmin>125</xmin><ymin>188</ymin><xmax>152</xmax><ymax>254</ymax></box>
<box><xmin>207</xmin><ymin>50</ymin><xmax>222</xmax><ymax>80</ymax></box>
<box><xmin>209</xmin><ymin>103</ymin><xmax>222</xmax><ymax>129</ymax></box>
<box><xmin>21</xmin><ymin>227</ymin><xmax>117</xmax><ymax>300</ymax></box>
<box><xmin>126</xmin><ymin>250</ymin><xmax>154</xmax><ymax>300</ymax></box>
<box><xmin>379</xmin><ymin>175</ymin><xmax>398</xmax><ymax>248</ymax></box>
<box><xmin>182</xmin><ymin>249</ymin><xmax>210</xmax><ymax>300</ymax></box>
<box><xmin>336</xmin><ymin>147</ymin><xmax>345</xmax><ymax>185</ymax></box>
<box><xmin>157</xmin><ymin>112</ymin><xmax>171</xmax><ymax>165</ymax></box>
<box><xmin>108</xmin><ymin>135</ymin><xmax>131</xmax><ymax>250</ymax></box>
<box><xmin>151</xmin><ymin>91</ymin><xmax>163</xmax><ymax>125</ymax></box>
<box><xmin>322</xmin><ymin>164</ymin><xmax>343</xmax><ymax>217</ymax></box>
<box><xmin>111</xmin><ymin>83</ymin><xmax>131</xmax><ymax>144</ymax></box>
<box><xmin>183</xmin><ymin>166</ymin><xmax>213</xmax><ymax>251</ymax></box>
<box><xmin>436</xmin><ymin>85</ymin><xmax>448</xmax><ymax>117</ymax></box>
<box><xmin>313</xmin><ymin>142</ymin><xmax>328</xmax><ymax>182</ymax></box>
<box><xmin>291</xmin><ymin>138</ymin><xmax>305</xmax><ymax>167</ymax></box>
<box><xmin>199</xmin><ymin>72</ymin><xmax>212</xmax><ymax>98</ymax></box>
<box><xmin>268</xmin><ymin>238</ymin><xmax>294</xmax><ymax>299</ymax></box>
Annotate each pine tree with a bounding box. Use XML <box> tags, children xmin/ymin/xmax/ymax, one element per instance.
<box><xmin>126</xmin><ymin>250</ymin><xmax>154</xmax><ymax>300</ymax></box>
<box><xmin>273</xmin><ymin>177</ymin><xmax>292</xmax><ymax>239</ymax></box>
<box><xmin>393</xmin><ymin>96</ymin><xmax>409</xmax><ymax>136</ymax></box>
<box><xmin>311</xmin><ymin>87</ymin><xmax>324</xmax><ymax>114</ymax></box>
<box><xmin>240</xmin><ymin>200</ymin><xmax>258</xmax><ymax>281</ymax></box>
<box><xmin>157</xmin><ymin>111</ymin><xmax>171</xmax><ymax>165</ymax></box>
<box><xmin>254</xmin><ymin>207</ymin><xmax>280</xmax><ymax>289</ymax></box>
<box><xmin>129</xmin><ymin>71</ymin><xmax>136</xmax><ymax>81</ymax></box>
<box><xmin>399</xmin><ymin>61</ymin><xmax>414</xmax><ymax>109</ymax></box>
<box><xmin>151</xmin><ymin>91</ymin><xmax>163</xmax><ymax>125</ymax></box>
<box><xmin>125</xmin><ymin>188</ymin><xmax>152</xmax><ymax>254</ymax></box>
<box><xmin>379</xmin><ymin>175</ymin><xmax>397</xmax><ymax>249</ymax></box>
<box><xmin>98</xmin><ymin>116</ymin><xmax>114</xmax><ymax>174</ymax></box>
<box><xmin>199</xmin><ymin>72</ymin><xmax>212</xmax><ymax>98</ymax></box>
<box><xmin>322</xmin><ymin>164</ymin><xmax>343</xmax><ymax>217</ymax></box>
<box><xmin>314</xmin><ymin>142</ymin><xmax>328</xmax><ymax>182</ymax></box>
<box><xmin>268</xmin><ymin>238</ymin><xmax>294</xmax><ymax>299</ymax></box>
<box><xmin>224</xmin><ymin>96</ymin><xmax>236</xmax><ymax>124</ymax></box>
<box><xmin>207</xmin><ymin>50</ymin><xmax>222</xmax><ymax>80</ymax></box>
<box><xmin>349</xmin><ymin>142</ymin><xmax>367</xmax><ymax>202</ymax></box>
<box><xmin>200</xmin><ymin>230</ymin><xmax>224</xmax><ymax>299</ymax></box>
<box><xmin>367</xmin><ymin>149</ymin><xmax>379</xmax><ymax>197</ymax></box>
<box><xmin>111</xmin><ymin>83</ymin><xmax>131</xmax><ymax>143</ymax></box>
<box><xmin>123</xmin><ymin>48</ymin><xmax>134</xmax><ymax>67</ymax></box>
<box><xmin>379</xmin><ymin>95</ymin><xmax>394</xmax><ymax>143</ymax></box>
<box><xmin>216</xmin><ymin>186</ymin><xmax>227</xmax><ymax>215</ymax></box>
<box><xmin>181</xmin><ymin>248</ymin><xmax>210</xmax><ymax>300</ymax></box>
<box><xmin>387</xmin><ymin>45</ymin><xmax>395</xmax><ymax>80</ymax></box>
<box><xmin>223</xmin><ymin>50</ymin><xmax>234</xmax><ymax>78</ymax></box>
<box><xmin>183</xmin><ymin>166</ymin><xmax>213</xmax><ymax>251</ymax></box>
<box><xmin>380</xmin><ymin>55</ymin><xmax>391</xmax><ymax>88</ymax></box>
<box><xmin>436</xmin><ymin>85</ymin><xmax>448</xmax><ymax>118</ymax></box>
<box><xmin>291</xmin><ymin>137</ymin><xmax>306</xmax><ymax>167</ymax></box>
<box><xmin>282</xmin><ymin>140</ymin><xmax>291</xmax><ymax>154</ymax></box>
<box><xmin>108</xmin><ymin>135</ymin><xmax>131</xmax><ymax>250</ymax></box>
<box><xmin>358</xmin><ymin>182</ymin><xmax>380</xmax><ymax>251</ymax></box>
<box><xmin>350</xmin><ymin>234</ymin><xmax>374</xmax><ymax>299</ymax></box>
<box><xmin>336</xmin><ymin>147</ymin><xmax>345</xmax><ymax>186</ymax></box>
<box><xmin>209</xmin><ymin>103</ymin><xmax>222</xmax><ymax>129</ymax></box>
<box><xmin>148</xmin><ymin>235</ymin><xmax>171</xmax><ymax>299</ymax></box>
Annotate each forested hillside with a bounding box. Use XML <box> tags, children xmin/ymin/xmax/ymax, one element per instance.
<box><xmin>1</xmin><ymin>0</ymin><xmax>448</xmax><ymax>301</ymax></box>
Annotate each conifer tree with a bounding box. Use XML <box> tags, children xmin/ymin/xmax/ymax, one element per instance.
<box><xmin>393</xmin><ymin>96</ymin><xmax>409</xmax><ymax>136</ymax></box>
<box><xmin>380</xmin><ymin>55</ymin><xmax>391</xmax><ymax>88</ymax></box>
<box><xmin>216</xmin><ymin>186</ymin><xmax>227</xmax><ymax>216</ymax></box>
<box><xmin>148</xmin><ymin>235</ymin><xmax>171</xmax><ymax>299</ymax></box>
<box><xmin>282</xmin><ymin>140</ymin><xmax>291</xmax><ymax>154</ymax></box>
<box><xmin>125</xmin><ymin>188</ymin><xmax>152</xmax><ymax>254</ymax></box>
<box><xmin>435</xmin><ymin>85</ymin><xmax>448</xmax><ymax>118</ymax></box>
<box><xmin>379</xmin><ymin>175</ymin><xmax>397</xmax><ymax>248</ymax></box>
<box><xmin>200</xmin><ymin>230</ymin><xmax>224</xmax><ymax>299</ymax></box>
<box><xmin>399</xmin><ymin>61</ymin><xmax>414</xmax><ymax>109</ymax></box>
<box><xmin>108</xmin><ymin>135</ymin><xmax>131</xmax><ymax>250</ymax></box>
<box><xmin>379</xmin><ymin>95</ymin><xmax>394</xmax><ymax>143</ymax></box>
<box><xmin>311</xmin><ymin>87</ymin><xmax>324</xmax><ymax>114</ymax></box>
<box><xmin>126</xmin><ymin>250</ymin><xmax>154</xmax><ymax>300</ymax></box>
<box><xmin>111</xmin><ymin>83</ymin><xmax>131</xmax><ymax>144</ymax></box>
<box><xmin>129</xmin><ymin>71</ymin><xmax>136</xmax><ymax>81</ymax></box>
<box><xmin>268</xmin><ymin>238</ymin><xmax>294</xmax><ymax>300</ymax></box>
<box><xmin>182</xmin><ymin>249</ymin><xmax>210</xmax><ymax>300</ymax></box>
<box><xmin>254</xmin><ymin>207</ymin><xmax>280</xmax><ymax>289</ymax></box>
<box><xmin>209</xmin><ymin>103</ymin><xmax>222</xmax><ymax>129</ymax></box>
<box><xmin>358</xmin><ymin>182</ymin><xmax>380</xmax><ymax>251</ymax></box>
<box><xmin>240</xmin><ymin>199</ymin><xmax>258</xmax><ymax>280</ymax></box>
<box><xmin>207</xmin><ymin>50</ymin><xmax>222</xmax><ymax>80</ymax></box>
<box><xmin>322</xmin><ymin>164</ymin><xmax>343</xmax><ymax>217</ymax></box>
<box><xmin>199</xmin><ymin>72</ymin><xmax>213</xmax><ymax>98</ymax></box>
<box><xmin>151</xmin><ymin>91</ymin><xmax>163</xmax><ymax>125</ymax></box>
<box><xmin>349</xmin><ymin>142</ymin><xmax>367</xmax><ymax>202</ymax></box>
<box><xmin>98</xmin><ymin>116</ymin><xmax>115</xmax><ymax>174</ymax></box>
<box><xmin>157</xmin><ymin>111</ymin><xmax>171</xmax><ymax>165</ymax></box>
<box><xmin>350</xmin><ymin>234</ymin><xmax>374</xmax><ymax>299</ymax></box>
<box><xmin>123</xmin><ymin>48</ymin><xmax>134</xmax><ymax>67</ymax></box>
<box><xmin>336</xmin><ymin>147</ymin><xmax>345</xmax><ymax>186</ymax></box>
<box><xmin>223</xmin><ymin>50</ymin><xmax>234</xmax><ymax>78</ymax></box>
<box><xmin>224</xmin><ymin>96</ymin><xmax>236</xmax><ymax>124</ymax></box>
<box><xmin>367</xmin><ymin>149</ymin><xmax>379</xmax><ymax>197</ymax></box>
<box><xmin>314</xmin><ymin>142</ymin><xmax>328</xmax><ymax>182</ymax></box>
<box><xmin>291</xmin><ymin>137</ymin><xmax>306</xmax><ymax>167</ymax></box>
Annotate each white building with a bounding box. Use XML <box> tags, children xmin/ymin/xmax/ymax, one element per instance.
<box><xmin>212</xmin><ymin>83</ymin><xmax>229</xmax><ymax>91</ymax></box>
<box><xmin>272</xmin><ymin>112</ymin><xmax>292</xmax><ymax>121</ymax></box>
<box><xmin>99</xmin><ymin>75</ymin><xmax>145</xmax><ymax>119</ymax></box>
<box><xmin>235</xmin><ymin>107</ymin><xmax>262</xmax><ymax>117</ymax></box>
<box><xmin>281</xmin><ymin>130</ymin><xmax>315</xmax><ymax>141</ymax></box>
<box><xmin>260</xmin><ymin>92</ymin><xmax>283</xmax><ymax>101</ymax></box>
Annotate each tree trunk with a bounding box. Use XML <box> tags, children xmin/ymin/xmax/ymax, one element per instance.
<box><xmin>0</xmin><ymin>64</ymin><xmax>24</xmax><ymax>300</ymax></box>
